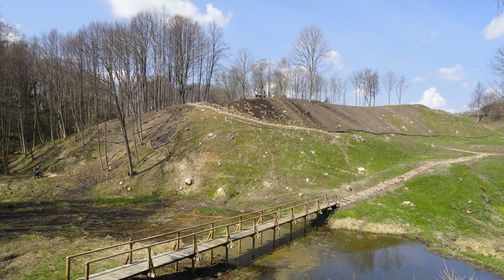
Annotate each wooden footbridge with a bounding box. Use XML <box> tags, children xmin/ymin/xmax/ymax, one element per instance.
<box><xmin>65</xmin><ymin>194</ymin><xmax>339</xmax><ymax>280</ymax></box>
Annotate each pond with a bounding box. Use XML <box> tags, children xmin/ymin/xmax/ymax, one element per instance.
<box><xmin>238</xmin><ymin>228</ymin><xmax>502</xmax><ymax>280</ymax></box>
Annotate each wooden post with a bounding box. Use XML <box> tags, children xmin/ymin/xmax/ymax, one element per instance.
<box><xmin>128</xmin><ymin>239</ymin><xmax>133</xmax><ymax>264</ymax></box>
<box><xmin>252</xmin><ymin>235</ymin><xmax>256</xmax><ymax>259</ymax></box>
<box><xmin>272</xmin><ymin>213</ymin><xmax>277</xmax><ymax>250</ymax></box>
<box><xmin>192</xmin><ymin>235</ymin><xmax>197</xmax><ymax>254</ymax></box>
<box><xmin>175</xmin><ymin>231</ymin><xmax>180</xmax><ymax>271</ymax></box>
<box><xmin>238</xmin><ymin>216</ymin><xmax>242</xmax><ymax>257</ymax></box>
<box><xmin>303</xmin><ymin>215</ymin><xmax>307</xmax><ymax>236</ymax></box>
<box><xmin>289</xmin><ymin>221</ymin><xmax>293</xmax><ymax>242</ymax></box>
<box><xmin>84</xmin><ymin>262</ymin><xmax>90</xmax><ymax>280</ymax></box>
<box><xmin>65</xmin><ymin>257</ymin><xmax>71</xmax><ymax>280</ymax></box>
<box><xmin>259</xmin><ymin>213</ymin><xmax>263</xmax><ymax>245</ymax></box>
<box><xmin>225</xmin><ymin>225</ymin><xmax>230</xmax><ymax>263</ymax></box>
<box><xmin>291</xmin><ymin>208</ymin><xmax>295</xmax><ymax>228</ymax></box>
<box><xmin>191</xmin><ymin>258</ymin><xmax>195</xmax><ymax>275</ymax></box>
<box><xmin>210</xmin><ymin>223</ymin><xmax>215</xmax><ymax>264</ymax></box>
<box><xmin>303</xmin><ymin>202</ymin><xmax>308</xmax><ymax>236</ymax></box>
<box><xmin>147</xmin><ymin>247</ymin><xmax>152</xmax><ymax>270</ymax></box>
<box><xmin>252</xmin><ymin>218</ymin><xmax>256</xmax><ymax>259</ymax></box>
<box><xmin>272</xmin><ymin>227</ymin><xmax>276</xmax><ymax>250</ymax></box>
<box><xmin>226</xmin><ymin>225</ymin><xmax>230</xmax><ymax>242</ymax></box>
<box><xmin>147</xmin><ymin>247</ymin><xmax>155</xmax><ymax>278</ymax></box>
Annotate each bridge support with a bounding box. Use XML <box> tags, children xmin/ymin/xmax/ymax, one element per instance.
<box><xmin>225</xmin><ymin>245</ymin><xmax>229</xmax><ymax>263</ymax></box>
<box><xmin>251</xmin><ymin>236</ymin><xmax>256</xmax><ymax>259</ymax></box>
<box><xmin>272</xmin><ymin>228</ymin><xmax>276</xmax><ymax>250</ymax></box>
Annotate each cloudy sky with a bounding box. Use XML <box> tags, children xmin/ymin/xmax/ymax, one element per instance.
<box><xmin>1</xmin><ymin>0</ymin><xmax>503</xmax><ymax>112</ymax></box>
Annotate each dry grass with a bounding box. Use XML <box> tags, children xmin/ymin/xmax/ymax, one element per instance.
<box><xmin>328</xmin><ymin>217</ymin><xmax>413</xmax><ymax>235</ymax></box>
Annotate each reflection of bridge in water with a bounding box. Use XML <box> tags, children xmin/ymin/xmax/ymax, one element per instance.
<box><xmin>65</xmin><ymin>194</ymin><xmax>339</xmax><ymax>280</ymax></box>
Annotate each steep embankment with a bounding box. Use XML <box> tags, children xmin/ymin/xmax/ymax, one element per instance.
<box><xmin>3</xmin><ymin>99</ymin><xmax>489</xmax><ymax>206</ymax></box>
<box><xmin>1</xmin><ymin>99</ymin><xmax>503</xmax><ymax>279</ymax></box>
<box><xmin>228</xmin><ymin>97</ymin><xmax>490</xmax><ymax>137</ymax></box>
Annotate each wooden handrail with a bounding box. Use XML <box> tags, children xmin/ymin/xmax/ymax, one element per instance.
<box><xmin>69</xmin><ymin>194</ymin><xmax>337</xmax><ymax>280</ymax></box>
<box><xmin>68</xmin><ymin>194</ymin><xmax>325</xmax><ymax>260</ymax></box>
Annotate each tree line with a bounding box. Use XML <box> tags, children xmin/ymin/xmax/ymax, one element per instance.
<box><xmin>0</xmin><ymin>12</ymin><xmax>227</xmax><ymax>175</ymax></box>
<box><xmin>0</xmin><ymin>14</ymin><xmax>411</xmax><ymax>176</ymax></box>
<box><xmin>220</xmin><ymin>26</ymin><xmax>410</xmax><ymax>107</ymax></box>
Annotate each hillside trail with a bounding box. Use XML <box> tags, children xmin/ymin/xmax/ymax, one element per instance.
<box><xmin>336</xmin><ymin>151</ymin><xmax>493</xmax><ymax>208</ymax></box>
<box><xmin>191</xmin><ymin>102</ymin><xmax>342</xmax><ymax>137</ymax></box>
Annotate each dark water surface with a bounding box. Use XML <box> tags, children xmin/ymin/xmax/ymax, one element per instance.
<box><xmin>243</xmin><ymin>228</ymin><xmax>502</xmax><ymax>280</ymax></box>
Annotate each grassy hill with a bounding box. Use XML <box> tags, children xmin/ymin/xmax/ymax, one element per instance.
<box><xmin>0</xmin><ymin>99</ymin><xmax>503</xmax><ymax>279</ymax></box>
<box><xmin>2</xmin><ymin>100</ymin><xmax>489</xmax><ymax>206</ymax></box>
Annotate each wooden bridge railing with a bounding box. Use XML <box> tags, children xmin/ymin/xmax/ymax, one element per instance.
<box><xmin>65</xmin><ymin>193</ymin><xmax>337</xmax><ymax>280</ymax></box>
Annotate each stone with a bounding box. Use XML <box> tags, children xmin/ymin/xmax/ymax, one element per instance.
<box><xmin>357</xmin><ymin>167</ymin><xmax>367</xmax><ymax>175</ymax></box>
<box><xmin>298</xmin><ymin>192</ymin><xmax>304</xmax><ymax>197</ymax></box>
<box><xmin>352</xmin><ymin>134</ymin><xmax>365</xmax><ymax>143</ymax></box>
<box><xmin>208</xmin><ymin>133</ymin><xmax>214</xmax><ymax>138</ymax></box>
<box><xmin>345</xmin><ymin>185</ymin><xmax>353</xmax><ymax>192</ymax></box>
<box><xmin>185</xmin><ymin>178</ymin><xmax>193</xmax><ymax>186</ymax></box>
<box><xmin>401</xmin><ymin>201</ymin><xmax>415</xmax><ymax>208</ymax></box>
<box><xmin>481</xmin><ymin>194</ymin><xmax>491</xmax><ymax>204</ymax></box>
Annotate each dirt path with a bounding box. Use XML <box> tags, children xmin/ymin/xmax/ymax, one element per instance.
<box><xmin>336</xmin><ymin>152</ymin><xmax>491</xmax><ymax>208</ymax></box>
<box><xmin>190</xmin><ymin>103</ymin><xmax>342</xmax><ymax>137</ymax></box>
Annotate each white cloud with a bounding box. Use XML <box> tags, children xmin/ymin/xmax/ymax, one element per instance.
<box><xmin>438</xmin><ymin>64</ymin><xmax>464</xmax><ymax>81</ymax></box>
<box><xmin>483</xmin><ymin>15</ymin><xmax>504</xmax><ymax>40</ymax></box>
<box><xmin>107</xmin><ymin>0</ymin><xmax>232</xmax><ymax>26</ymax></box>
<box><xmin>324</xmin><ymin>50</ymin><xmax>345</xmax><ymax>70</ymax></box>
<box><xmin>417</xmin><ymin>87</ymin><xmax>447</xmax><ymax>109</ymax></box>
<box><xmin>0</xmin><ymin>18</ymin><xmax>21</xmax><ymax>43</ymax></box>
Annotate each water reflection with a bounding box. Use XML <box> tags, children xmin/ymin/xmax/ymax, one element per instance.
<box><xmin>248</xmin><ymin>229</ymin><xmax>502</xmax><ymax>280</ymax></box>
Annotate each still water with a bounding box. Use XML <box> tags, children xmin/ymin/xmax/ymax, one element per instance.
<box><xmin>240</xmin><ymin>228</ymin><xmax>502</xmax><ymax>280</ymax></box>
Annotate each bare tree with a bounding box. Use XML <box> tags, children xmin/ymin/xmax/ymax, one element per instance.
<box><xmin>350</xmin><ymin>72</ymin><xmax>364</xmax><ymax>106</ymax></box>
<box><xmin>204</xmin><ymin>22</ymin><xmax>227</xmax><ymax>101</ymax></box>
<box><xmin>363</xmin><ymin>69</ymin><xmax>379</xmax><ymax>106</ymax></box>
<box><xmin>168</xmin><ymin>15</ymin><xmax>200</xmax><ymax>104</ymax></box>
<box><xmin>383</xmin><ymin>71</ymin><xmax>397</xmax><ymax>106</ymax></box>
<box><xmin>469</xmin><ymin>82</ymin><xmax>485</xmax><ymax>122</ymax></box>
<box><xmin>329</xmin><ymin>74</ymin><xmax>347</xmax><ymax>105</ymax></box>
<box><xmin>233</xmin><ymin>48</ymin><xmax>253</xmax><ymax>99</ymax></box>
<box><xmin>273</xmin><ymin>57</ymin><xmax>289</xmax><ymax>97</ymax></box>
<box><xmin>291</xmin><ymin>26</ymin><xmax>329</xmax><ymax>101</ymax></box>
<box><xmin>396</xmin><ymin>76</ymin><xmax>409</xmax><ymax>105</ymax></box>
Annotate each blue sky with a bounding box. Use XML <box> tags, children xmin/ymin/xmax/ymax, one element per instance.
<box><xmin>1</xmin><ymin>0</ymin><xmax>503</xmax><ymax>111</ymax></box>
